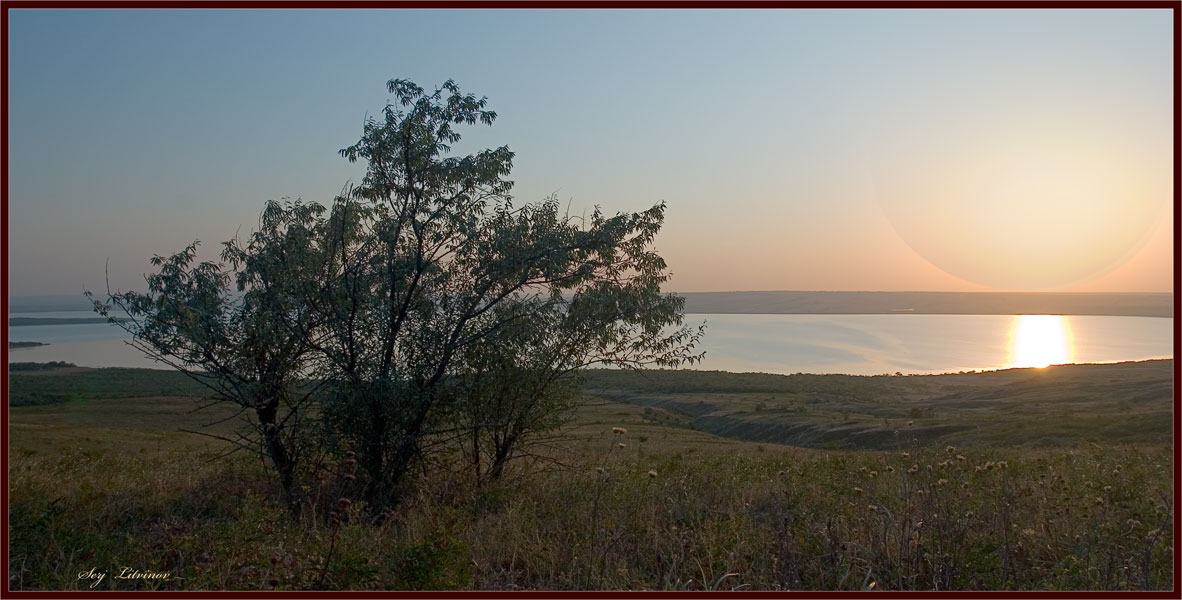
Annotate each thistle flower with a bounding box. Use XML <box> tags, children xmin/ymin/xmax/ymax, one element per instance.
<box><xmin>612</xmin><ymin>427</ymin><xmax>627</xmax><ymax>435</ymax></box>
<box><xmin>946</xmin><ymin>446</ymin><xmax>955</xmax><ymax>454</ymax></box>
<box><xmin>937</xmin><ymin>478</ymin><xmax>948</xmax><ymax>486</ymax></box>
<box><xmin>595</xmin><ymin>467</ymin><xmax>606</xmax><ymax>474</ymax></box>
<box><xmin>908</xmin><ymin>464</ymin><xmax>919</xmax><ymax>474</ymax></box>
<box><xmin>901</xmin><ymin>452</ymin><xmax>910</xmax><ymax>458</ymax></box>
<box><xmin>906</xmin><ymin>420</ymin><xmax>914</xmax><ymax>427</ymax></box>
<box><xmin>618</xmin><ymin>443</ymin><xmax>626</xmax><ymax>448</ymax></box>
<box><xmin>885</xmin><ymin>465</ymin><xmax>895</xmax><ymax>473</ymax></box>
<box><xmin>854</xmin><ymin>487</ymin><xmax>864</xmax><ymax>495</ymax></box>
<box><xmin>956</xmin><ymin>455</ymin><xmax>966</xmax><ymax>461</ymax></box>
<box><xmin>338</xmin><ymin>498</ymin><xmax>352</xmax><ymax>509</ymax></box>
<box><xmin>997</xmin><ymin>461</ymin><xmax>1007</xmax><ymax>469</ymax></box>
<box><xmin>964</xmin><ymin>511</ymin><xmax>975</xmax><ymax>519</ymax></box>
<box><xmin>647</xmin><ymin>470</ymin><xmax>658</xmax><ymax>478</ymax></box>
<box><xmin>868</xmin><ymin>471</ymin><xmax>878</xmax><ymax>478</ymax></box>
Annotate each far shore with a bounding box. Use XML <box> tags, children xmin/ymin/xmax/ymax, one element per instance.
<box><xmin>678</xmin><ymin>291</ymin><xmax>1172</xmax><ymax>318</ymax></box>
<box><xmin>7</xmin><ymin>291</ymin><xmax>1172</xmax><ymax>320</ymax></box>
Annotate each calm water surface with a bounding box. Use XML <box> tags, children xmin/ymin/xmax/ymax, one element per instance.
<box><xmin>7</xmin><ymin>311</ymin><xmax>1173</xmax><ymax>375</ymax></box>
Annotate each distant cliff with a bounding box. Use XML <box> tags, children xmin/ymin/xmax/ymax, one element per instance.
<box><xmin>677</xmin><ymin>291</ymin><xmax>1172</xmax><ymax>318</ymax></box>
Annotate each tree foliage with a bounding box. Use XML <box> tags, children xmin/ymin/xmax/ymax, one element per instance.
<box><xmin>91</xmin><ymin>78</ymin><xmax>704</xmax><ymax>515</ymax></box>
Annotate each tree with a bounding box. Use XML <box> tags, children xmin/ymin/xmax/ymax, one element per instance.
<box><xmin>451</xmin><ymin>208</ymin><xmax>704</xmax><ymax>483</ymax></box>
<box><xmin>87</xmin><ymin>200</ymin><xmax>326</xmax><ymax>507</ymax></box>
<box><xmin>301</xmin><ymin>78</ymin><xmax>703</xmax><ymax>511</ymax></box>
<box><xmin>95</xmin><ymin>77</ymin><xmax>704</xmax><ymax>516</ymax></box>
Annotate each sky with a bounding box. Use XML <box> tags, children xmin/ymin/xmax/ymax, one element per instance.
<box><xmin>6</xmin><ymin>9</ymin><xmax>1174</xmax><ymax>296</ymax></box>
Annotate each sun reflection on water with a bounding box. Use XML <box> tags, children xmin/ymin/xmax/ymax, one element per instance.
<box><xmin>1008</xmin><ymin>314</ymin><xmax>1073</xmax><ymax>369</ymax></box>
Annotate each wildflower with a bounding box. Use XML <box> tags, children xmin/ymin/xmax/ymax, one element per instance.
<box><xmin>1127</xmin><ymin>519</ymin><xmax>1141</xmax><ymax>529</ymax></box>
<box><xmin>975</xmin><ymin>466</ymin><xmax>982</xmax><ymax>472</ymax></box>
<box><xmin>618</xmin><ymin>443</ymin><xmax>626</xmax><ymax>448</ymax></box>
<box><xmin>854</xmin><ymin>487</ymin><xmax>864</xmax><ymax>495</ymax></box>
<box><xmin>964</xmin><ymin>511</ymin><xmax>974</xmax><ymax>519</ymax></box>
<box><xmin>1103</xmin><ymin>486</ymin><xmax>1112</xmax><ymax>492</ymax></box>
<box><xmin>1147</xmin><ymin>529</ymin><xmax>1161</xmax><ymax>539</ymax></box>
<box><xmin>595</xmin><ymin>467</ymin><xmax>605</xmax><ymax>474</ymax></box>
<box><xmin>962</xmin><ymin>482</ymin><xmax>970</xmax><ymax>490</ymax></box>
<box><xmin>946</xmin><ymin>446</ymin><xmax>955</xmax><ymax>454</ymax></box>
<box><xmin>901</xmin><ymin>452</ymin><xmax>910</xmax><ymax>458</ymax></box>
<box><xmin>338</xmin><ymin>498</ymin><xmax>352</xmax><ymax>509</ymax></box>
<box><xmin>612</xmin><ymin>427</ymin><xmax>627</xmax><ymax>435</ymax></box>
<box><xmin>908</xmin><ymin>464</ymin><xmax>919</xmax><ymax>474</ymax></box>
<box><xmin>647</xmin><ymin>470</ymin><xmax>658</xmax><ymax>478</ymax></box>
<box><xmin>997</xmin><ymin>461</ymin><xmax>1007</xmax><ymax>469</ymax></box>
<box><xmin>1022</xmin><ymin>528</ymin><xmax>1038</xmax><ymax>537</ymax></box>
<box><xmin>885</xmin><ymin>465</ymin><xmax>895</xmax><ymax>473</ymax></box>
<box><xmin>956</xmin><ymin>455</ymin><xmax>966</xmax><ymax>461</ymax></box>
<box><xmin>345</xmin><ymin>450</ymin><xmax>356</xmax><ymax>459</ymax></box>
<box><xmin>868</xmin><ymin>471</ymin><xmax>878</xmax><ymax>478</ymax></box>
<box><xmin>983</xmin><ymin>461</ymin><xmax>995</xmax><ymax>470</ymax></box>
<box><xmin>343</xmin><ymin>473</ymin><xmax>356</xmax><ymax>481</ymax></box>
<box><xmin>906</xmin><ymin>421</ymin><xmax>914</xmax><ymax>427</ymax></box>
<box><xmin>868</xmin><ymin>504</ymin><xmax>878</xmax><ymax>512</ymax></box>
<box><xmin>936</xmin><ymin>478</ymin><xmax>948</xmax><ymax>486</ymax></box>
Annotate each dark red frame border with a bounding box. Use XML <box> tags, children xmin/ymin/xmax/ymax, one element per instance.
<box><xmin>1</xmin><ymin>2</ymin><xmax>1178</xmax><ymax>598</ymax></box>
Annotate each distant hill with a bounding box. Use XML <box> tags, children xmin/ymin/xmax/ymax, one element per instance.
<box><xmin>677</xmin><ymin>291</ymin><xmax>1172</xmax><ymax>318</ymax></box>
<box><xmin>12</xmin><ymin>291</ymin><xmax>1172</xmax><ymax>318</ymax></box>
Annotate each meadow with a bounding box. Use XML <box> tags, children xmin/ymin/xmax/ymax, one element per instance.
<box><xmin>7</xmin><ymin>361</ymin><xmax>1175</xmax><ymax>591</ymax></box>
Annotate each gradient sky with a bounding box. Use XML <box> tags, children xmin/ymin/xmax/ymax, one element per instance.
<box><xmin>7</xmin><ymin>9</ymin><xmax>1174</xmax><ymax>296</ymax></box>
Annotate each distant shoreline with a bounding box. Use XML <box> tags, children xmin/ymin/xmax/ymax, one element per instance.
<box><xmin>677</xmin><ymin>291</ymin><xmax>1172</xmax><ymax>318</ymax></box>
<box><xmin>8</xmin><ymin>291</ymin><xmax>1172</xmax><ymax>319</ymax></box>
<box><xmin>8</xmin><ymin>341</ymin><xmax>48</xmax><ymax>349</ymax></box>
<box><xmin>9</xmin><ymin>317</ymin><xmax>124</xmax><ymax>327</ymax></box>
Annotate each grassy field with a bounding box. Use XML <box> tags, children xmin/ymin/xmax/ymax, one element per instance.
<box><xmin>6</xmin><ymin>361</ymin><xmax>1175</xmax><ymax>591</ymax></box>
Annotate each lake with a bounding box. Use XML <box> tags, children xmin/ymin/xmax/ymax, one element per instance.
<box><xmin>7</xmin><ymin>311</ymin><xmax>1173</xmax><ymax>375</ymax></box>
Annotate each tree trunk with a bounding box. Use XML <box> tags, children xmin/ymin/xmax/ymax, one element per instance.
<box><xmin>257</xmin><ymin>398</ymin><xmax>297</xmax><ymax>511</ymax></box>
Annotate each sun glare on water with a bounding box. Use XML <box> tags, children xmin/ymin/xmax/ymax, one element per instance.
<box><xmin>1008</xmin><ymin>315</ymin><xmax>1073</xmax><ymax>369</ymax></box>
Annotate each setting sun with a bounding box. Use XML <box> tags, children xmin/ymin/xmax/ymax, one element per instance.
<box><xmin>1008</xmin><ymin>314</ymin><xmax>1073</xmax><ymax>369</ymax></box>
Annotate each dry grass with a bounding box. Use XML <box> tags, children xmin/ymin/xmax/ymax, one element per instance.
<box><xmin>6</xmin><ymin>365</ymin><xmax>1175</xmax><ymax>591</ymax></box>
